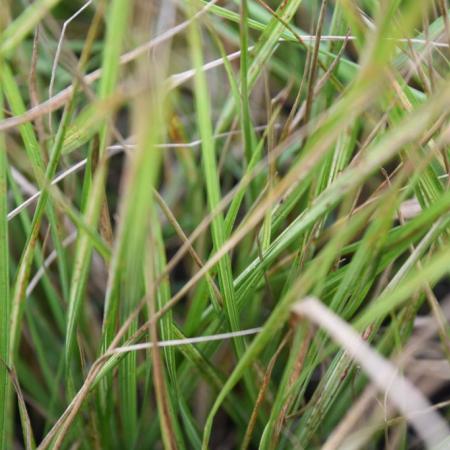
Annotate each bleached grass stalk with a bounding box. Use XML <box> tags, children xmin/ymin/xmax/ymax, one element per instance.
<box><xmin>0</xmin><ymin>34</ymin><xmax>444</xmax><ymax>132</ymax></box>
<box><xmin>292</xmin><ymin>297</ymin><xmax>450</xmax><ymax>449</ymax></box>
<box><xmin>105</xmin><ymin>327</ymin><xmax>262</xmax><ymax>355</ymax></box>
<box><xmin>48</xmin><ymin>0</ymin><xmax>93</xmax><ymax>105</ymax></box>
<box><xmin>0</xmin><ymin>0</ymin><xmax>220</xmax><ymax>132</ymax></box>
<box><xmin>7</xmin><ymin>123</ymin><xmax>278</xmax><ymax>221</ymax></box>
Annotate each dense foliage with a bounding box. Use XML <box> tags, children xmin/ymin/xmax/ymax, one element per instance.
<box><xmin>1</xmin><ymin>1</ymin><xmax>450</xmax><ymax>448</ymax></box>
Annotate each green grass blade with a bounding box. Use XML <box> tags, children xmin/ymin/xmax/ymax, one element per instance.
<box><xmin>0</xmin><ymin>86</ymin><xmax>10</xmax><ymax>450</ymax></box>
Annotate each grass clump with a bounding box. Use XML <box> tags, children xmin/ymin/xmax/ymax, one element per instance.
<box><xmin>1</xmin><ymin>0</ymin><xmax>450</xmax><ymax>449</ymax></box>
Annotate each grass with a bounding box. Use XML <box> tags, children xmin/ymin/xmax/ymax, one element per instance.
<box><xmin>1</xmin><ymin>0</ymin><xmax>450</xmax><ymax>449</ymax></box>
